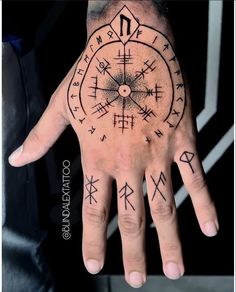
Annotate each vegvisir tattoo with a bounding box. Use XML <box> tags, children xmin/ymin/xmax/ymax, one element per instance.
<box><xmin>84</xmin><ymin>175</ymin><xmax>99</xmax><ymax>204</ymax></box>
<box><xmin>68</xmin><ymin>5</ymin><xmax>186</xmax><ymax>141</ymax></box>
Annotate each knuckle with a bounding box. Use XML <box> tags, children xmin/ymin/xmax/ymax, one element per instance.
<box><xmin>198</xmin><ymin>198</ymin><xmax>215</xmax><ymax>213</ymax></box>
<box><xmin>162</xmin><ymin>242</ymin><xmax>180</xmax><ymax>255</ymax></box>
<box><xmin>83</xmin><ymin>239</ymin><xmax>105</xmax><ymax>257</ymax></box>
<box><xmin>83</xmin><ymin>151</ymin><xmax>105</xmax><ymax>171</ymax></box>
<box><xmin>115</xmin><ymin>151</ymin><xmax>133</xmax><ymax>172</ymax></box>
<box><xmin>118</xmin><ymin>214</ymin><xmax>144</xmax><ymax>236</ymax></box>
<box><xmin>83</xmin><ymin>205</ymin><xmax>107</xmax><ymax>225</ymax></box>
<box><xmin>29</xmin><ymin>128</ymin><xmax>41</xmax><ymax>144</ymax></box>
<box><xmin>190</xmin><ymin>171</ymin><xmax>207</xmax><ymax>193</ymax></box>
<box><xmin>84</xmin><ymin>239</ymin><xmax>104</xmax><ymax>251</ymax></box>
<box><xmin>125</xmin><ymin>253</ymin><xmax>145</xmax><ymax>266</ymax></box>
<box><xmin>29</xmin><ymin>127</ymin><xmax>50</xmax><ymax>151</ymax></box>
<box><xmin>151</xmin><ymin>202</ymin><xmax>175</xmax><ymax>222</ymax></box>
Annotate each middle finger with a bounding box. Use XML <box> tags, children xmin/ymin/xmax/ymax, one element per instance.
<box><xmin>116</xmin><ymin>173</ymin><xmax>146</xmax><ymax>288</ymax></box>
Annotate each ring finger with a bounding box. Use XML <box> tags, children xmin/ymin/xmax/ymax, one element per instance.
<box><xmin>146</xmin><ymin>164</ymin><xmax>184</xmax><ymax>280</ymax></box>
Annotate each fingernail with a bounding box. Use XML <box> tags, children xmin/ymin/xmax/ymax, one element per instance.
<box><xmin>165</xmin><ymin>262</ymin><xmax>182</xmax><ymax>280</ymax></box>
<box><xmin>8</xmin><ymin>145</ymin><xmax>23</xmax><ymax>165</ymax></box>
<box><xmin>129</xmin><ymin>272</ymin><xmax>145</xmax><ymax>288</ymax></box>
<box><xmin>205</xmin><ymin>221</ymin><xmax>218</xmax><ymax>237</ymax></box>
<box><xmin>86</xmin><ymin>259</ymin><xmax>102</xmax><ymax>274</ymax></box>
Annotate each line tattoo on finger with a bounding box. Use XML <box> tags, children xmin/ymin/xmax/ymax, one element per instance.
<box><xmin>85</xmin><ymin>175</ymin><xmax>99</xmax><ymax>204</ymax></box>
<box><xmin>179</xmin><ymin>151</ymin><xmax>195</xmax><ymax>173</ymax></box>
<box><xmin>119</xmin><ymin>182</ymin><xmax>135</xmax><ymax>211</ymax></box>
<box><xmin>150</xmin><ymin>172</ymin><xmax>167</xmax><ymax>201</ymax></box>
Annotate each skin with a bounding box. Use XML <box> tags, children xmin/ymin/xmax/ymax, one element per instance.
<box><xmin>8</xmin><ymin>0</ymin><xmax>219</xmax><ymax>289</ymax></box>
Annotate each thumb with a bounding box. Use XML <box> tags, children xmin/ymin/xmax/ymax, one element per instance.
<box><xmin>8</xmin><ymin>98</ymin><xmax>69</xmax><ymax>167</ymax></box>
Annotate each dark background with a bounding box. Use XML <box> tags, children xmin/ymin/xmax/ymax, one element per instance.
<box><xmin>3</xmin><ymin>1</ymin><xmax>234</xmax><ymax>291</ymax></box>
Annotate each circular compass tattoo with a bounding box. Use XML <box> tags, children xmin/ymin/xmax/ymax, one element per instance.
<box><xmin>68</xmin><ymin>6</ymin><xmax>186</xmax><ymax>142</ymax></box>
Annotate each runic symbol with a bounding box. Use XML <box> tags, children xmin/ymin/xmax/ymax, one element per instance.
<box><xmin>144</xmin><ymin>59</ymin><xmax>157</xmax><ymax>72</ymax></box>
<box><xmin>179</xmin><ymin>151</ymin><xmax>195</xmax><ymax>173</ymax></box>
<box><xmin>114</xmin><ymin>49</ymin><xmax>133</xmax><ymax>65</ymax></box>
<box><xmin>177</xmin><ymin>97</ymin><xmax>184</xmax><ymax>102</ymax></box>
<box><xmin>96</xmin><ymin>57</ymin><xmax>111</xmax><ymax>75</ymax></box>
<box><xmin>172</xmin><ymin>109</ymin><xmax>180</xmax><ymax>117</ymax></box>
<box><xmin>147</xmin><ymin>84</ymin><xmax>163</xmax><ymax>101</ymax></box>
<box><xmin>113</xmin><ymin>113</ymin><xmax>135</xmax><ymax>133</ymax></box>
<box><xmin>120</xmin><ymin>14</ymin><xmax>131</xmax><ymax>36</ymax></box>
<box><xmin>145</xmin><ymin>137</ymin><xmax>151</xmax><ymax>143</ymax></box>
<box><xmin>169</xmin><ymin>56</ymin><xmax>177</xmax><ymax>62</ymax></box>
<box><xmin>163</xmin><ymin>44</ymin><xmax>169</xmax><ymax>51</ymax></box>
<box><xmin>175</xmin><ymin>69</ymin><xmax>181</xmax><ymax>75</ymax></box>
<box><xmin>154</xmin><ymin>129</ymin><xmax>163</xmax><ymax>138</ymax></box>
<box><xmin>150</xmin><ymin>172</ymin><xmax>167</xmax><ymax>201</ymax></box>
<box><xmin>100</xmin><ymin>135</ymin><xmax>107</xmax><ymax>142</ymax></box>
<box><xmin>77</xmin><ymin>68</ymin><xmax>84</xmax><ymax>75</ymax></box>
<box><xmin>92</xmin><ymin>98</ymin><xmax>114</xmax><ymax>118</ymax></box>
<box><xmin>73</xmin><ymin>106</ymin><xmax>79</xmax><ymax>112</ymax></box>
<box><xmin>166</xmin><ymin>121</ymin><xmax>174</xmax><ymax>128</ymax></box>
<box><xmin>89</xmin><ymin>76</ymin><xmax>98</xmax><ymax>98</ymax></box>
<box><xmin>85</xmin><ymin>175</ymin><xmax>99</xmax><ymax>204</ymax></box>
<box><xmin>79</xmin><ymin>117</ymin><xmax>85</xmax><ymax>124</ymax></box>
<box><xmin>134</xmin><ymin>59</ymin><xmax>156</xmax><ymax>82</ymax></box>
<box><xmin>133</xmin><ymin>84</ymin><xmax>163</xmax><ymax>102</ymax></box>
<box><xmin>88</xmin><ymin>126</ymin><xmax>96</xmax><ymax>134</ymax></box>
<box><xmin>176</xmin><ymin>83</ymin><xmax>184</xmax><ymax>89</ymax></box>
<box><xmin>119</xmin><ymin>182</ymin><xmax>135</xmax><ymax>211</ymax></box>
<box><xmin>138</xmin><ymin>105</ymin><xmax>156</xmax><ymax>122</ymax></box>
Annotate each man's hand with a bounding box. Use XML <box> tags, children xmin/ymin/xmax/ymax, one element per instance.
<box><xmin>8</xmin><ymin>0</ymin><xmax>218</xmax><ymax>288</ymax></box>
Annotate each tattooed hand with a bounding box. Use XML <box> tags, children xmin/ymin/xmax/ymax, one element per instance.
<box><xmin>9</xmin><ymin>1</ymin><xmax>218</xmax><ymax>288</ymax></box>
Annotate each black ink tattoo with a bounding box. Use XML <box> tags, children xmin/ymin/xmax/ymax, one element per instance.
<box><xmin>152</xmin><ymin>35</ymin><xmax>158</xmax><ymax>44</ymax></box>
<box><xmin>67</xmin><ymin>5</ymin><xmax>186</xmax><ymax>140</ymax></box>
<box><xmin>138</xmin><ymin>105</ymin><xmax>156</xmax><ymax>122</ymax></box>
<box><xmin>119</xmin><ymin>182</ymin><xmax>135</xmax><ymax>211</ymax></box>
<box><xmin>79</xmin><ymin>117</ymin><xmax>85</xmax><ymax>124</ymax></box>
<box><xmin>154</xmin><ymin>129</ymin><xmax>163</xmax><ymax>138</ymax></box>
<box><xmin>132</xmin><ymin>84</ymin><xmax>163</xmax><ymax>101</ymax></box>
<box><xmin>132</xmin><ymin>59</ymin><xmax>156</xmax><ymax>84</ymax></box>
<box><xmin>100</xmin><ymin>135</ymin><xmax>107</xmax><ymax>142</ymax></box>
<box><xmin>163</xmin><ymin>43</ymin><xmax>169</xmax><ymax>51</ymax></box>
<box><xmin>89</xmin><ymin>76</ymin><xmax>99</xmax><ymax>98</ymax></box>
<box><xmin>88</xmin><ymin>126</ymin><xmax>96</xmax><ymax>134</ymax></box>
<box><xmin>172</xmin><ymin>109</ymin><xmax>180</xmax><ymax>117</ymax></box>
<box><xmin>92</xmin><ymin>98</ymin><xmax>115</xmax><ymax>118</ymax></box>
<box><xmin>96</xmin><ymin>57</ymin><xmax>111</xmax><ymax>75</ymax></box>
<box><xmin>85</xmin><ymin>175</ymin><xmax>99</xmax><ymax>204</ymax></box>
<box><xmin>120</xmin><ymin>14</ymin><xmax>131</xmax><ymax>36</ymax></box>
<box><xmin>169</xmin><ymin>56</ymin><xmax>177</xmax><ymax>62</ymax></box>
<box><xmin>176</xmin><ymin>83</ymin><xmax>184</xmax><ymax>89</ymax></box>
<box><xmin>77</xmin><ymin>68</ymin><xmax>84</xmax><ymax>75</ymax></box>
<box><xmin>177</xmin><ymin>97</ymin><xmax>184</xmax><ymax>102</ymax></box>
<box><xmin>146</xmin><ymin>137</ymin><xmax>151</xmax><ymax>143</ymax></box>
<box><xmin>114</xmin><ymin>48</ymin><xmax>133</xmax><ymax>65</ymax></box>
<box><xmin>179</xmin><ymin>151</ymin><xmax>195</xmax><ymax>173</ymax></box>
<box><xmin>150</xmin><ymin>172</ymin><xmax>167</xmax><ymax>201</ymax></box>
<box><xmin>113</xmin><ymin>113</ymin><xmax>135</xmax><ymax>132</ymax></box>
<box><xmin>73</xmin><ymin>106</ymin><xmax>79</xmax><ymax>112</ymax></box>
